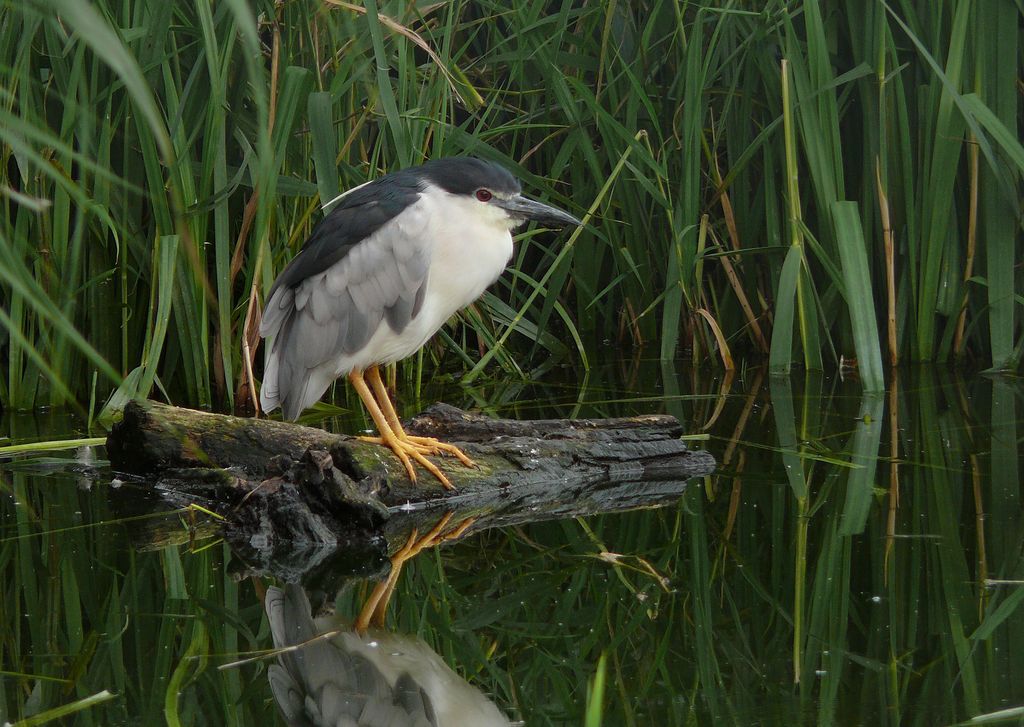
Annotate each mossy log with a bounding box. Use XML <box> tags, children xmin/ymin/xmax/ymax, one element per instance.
<box><xmin>107</xmin><ymin>400</ymin><xmax>715</xmax><ymax>581</ymax></box>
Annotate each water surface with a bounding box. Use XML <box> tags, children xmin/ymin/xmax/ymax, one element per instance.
<box><xmin>1</xmin><ymin>361</ymin><xmax>1022</xmax><ymax>725</ymax></box>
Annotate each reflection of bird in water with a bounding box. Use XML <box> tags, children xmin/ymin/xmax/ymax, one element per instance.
<box><xmin>264</xmin><ymin>516</ymin><xmax>510</xmax><ymax>726</ymax></box>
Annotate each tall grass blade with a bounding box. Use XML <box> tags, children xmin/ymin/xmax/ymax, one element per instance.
<box><xmin>969</xmin><ymin>0</ymin><xmax>1021</xmax><ymax>371</ymax></box>
<box><xmin>770</xmin><ymin>246</ymin><xmax>803</xmax><ymax>375</ymax></box>
<box><xmin>832</xmin><ymin>202</ymin><xmax>884</xmax><ymax>390</ymax></box>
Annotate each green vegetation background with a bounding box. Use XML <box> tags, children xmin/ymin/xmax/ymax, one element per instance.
<box><xmin>2</xmin><ymin>0</ymin><xmax>1022</xmax><ymax>416</ymax></box>
<box><xmin>1</xmin><ymin>3</ymin><xmax>1023</xmax><ymax>724</ymax></box>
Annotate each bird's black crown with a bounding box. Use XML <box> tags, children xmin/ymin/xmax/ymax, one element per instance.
<box><xmin>415</xmin><ymin>156</ymin><xmax>521</xmax><ymax>196</ymax></box>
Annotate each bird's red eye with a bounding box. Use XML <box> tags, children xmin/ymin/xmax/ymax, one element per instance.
<box><xmin>475</xmin><ymin>189</ymin><xmax>492</xmax><ymax>202</ymax></box>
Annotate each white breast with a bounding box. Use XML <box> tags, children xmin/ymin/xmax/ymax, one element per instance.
<box><xmin>338</xmin><ymin>185</ymin><xmax>513</xmax><ymax>371</ymax></box>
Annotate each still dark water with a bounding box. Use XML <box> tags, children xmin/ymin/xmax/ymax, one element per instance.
<box><xmin>1</xmin><ymin>361</ymin><xmax>1022</xmax><ymax>726</ymax></box>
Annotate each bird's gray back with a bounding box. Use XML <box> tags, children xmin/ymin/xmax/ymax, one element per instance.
<box><xmin>263</xmin><ymin>157</ymin><xmax>516</xmax><ymax>305</ymax></box>
<box><xmin>264</xmin><ymin>171</ymin><xmax>424</xmax><ymax>304</ymax></box>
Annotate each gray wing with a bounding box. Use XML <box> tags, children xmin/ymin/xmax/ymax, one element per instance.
<box><xmin>260</xmin><ymin>199</ymin><xmax>432</xmax><ymax>420</ymax></box>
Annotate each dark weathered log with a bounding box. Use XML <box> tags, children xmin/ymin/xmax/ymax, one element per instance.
<box><xmin>106</xmin><ymin>400</ymin><xmax>341</xmax><ymax>475</ymax></box>
<box><xmin>107</xmin><ymin>400</ymin><xmax>716</xmax><ymax>581</ymax></box>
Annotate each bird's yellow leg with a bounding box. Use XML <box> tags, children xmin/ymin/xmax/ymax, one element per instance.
<box><xmin>354</xmin><ymin>513</ymin><xmax>475</xmax><ymax>632</ymax></box>
<box><xmin>364</xmin><ymin>365</ymin><xmax>406</xmax><ymax>436</ymax></box>
<box><xmin>350</xmin><ymin>369</ymin><xmax>455</xmax><ymax>489</ymax></box>
<box><xmin>364</xmin><ymin>365</ymin><xmax>476</xmax><ymax>468</ymax></box>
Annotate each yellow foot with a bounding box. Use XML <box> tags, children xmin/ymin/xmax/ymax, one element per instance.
<box><xmin>403</xmin><ymin>435</ymin><xmax>476</xmax><ymax>467</ymax></box>
<box><xmin>358</xmin><ymin>433</ymin><xmax>476</xmax><ymax>489</ymax></box>
<box><xmin>358</xmin><ymin>434</ymin><xmax>456</xmax><ymax>490</ymax></box>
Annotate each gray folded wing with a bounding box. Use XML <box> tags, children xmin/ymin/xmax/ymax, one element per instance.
<box><xmin>259</xmin><ymin>192</ymin><xmax>432</xmax><ymax>420</ymax></box>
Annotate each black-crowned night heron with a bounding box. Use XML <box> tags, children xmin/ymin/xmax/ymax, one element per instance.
<box><xmin>259</xmin><ymin>157</ymin><xmax>581</xmax><ymax>489</ymax></box>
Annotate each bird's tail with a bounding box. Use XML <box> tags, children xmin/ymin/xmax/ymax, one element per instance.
<box><xmin>259</xmin><ymin>287</ymin><xmax>334</xmax><ymax>420</ymax></box>
<box><xmin>258</xmin><ymin>286</ymin><xmax>291</xmax><ymax>416</ymax></box>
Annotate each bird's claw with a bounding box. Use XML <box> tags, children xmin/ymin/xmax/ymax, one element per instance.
<box><xmin>404</xmin><ymin>435</ymin><xmax>477</xmax><ymax>468</ymax></box>
<box><xmin>349</xmin><ymin>367</ymin><xmax>475</xmax><ymax>490</ymax></box>
<box><xmin>358</xmin><ymin>434</ymin><xmax>456</xmax><ymax>490</ymax></box>
<box><xmin>358</xmin><ymin>432</ymin><xmax>475</xmax><ymax>490</ymax></box>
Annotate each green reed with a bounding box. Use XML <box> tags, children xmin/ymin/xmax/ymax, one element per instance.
<box><xmin>1</xmin><ymin>0</ymin><xmax>1021</xmax><ymax>415</ymax></box>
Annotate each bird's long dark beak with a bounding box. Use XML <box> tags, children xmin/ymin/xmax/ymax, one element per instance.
<box><xmin>497</xmin><ymin>194</ymin><xmax>582</xmax><ymax>228</ymax></box>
